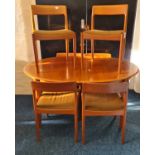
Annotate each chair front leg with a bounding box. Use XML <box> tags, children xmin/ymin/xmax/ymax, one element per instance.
<box><xmin>82</xmin><ymin>114</ymin><xmax>86</xmax><ymax>144</ymax></box>
<box><xmin>35</xmin><ymin>113</ymin><xmax>41</xmax><ymax>142</ymax></box>
<box><xmin>65</xmin><ymin>39</ymin><xmax>69</xmax><ymax>59</ymax></box>
<box><xmin>74</xmin><ymin>114</ymin><xmax>78</xmax><ymax>143</ymax></box>
<box><xmin>32</xmin><ymin>37</ymin><xmax>39</xmax><ymax>73</ymax></box>
<box><xmin>121</xmin><ymin>114</ymin><xmax>126</xmax><ymax>144</ymax></box>
<box><xmin>119</xmin><ymin>116</ymin><xmax>123</xmax><ymax>128</ymax></box>
<box><xmin>91</xmin><ymin>39</ymin><xmax>94</xmax><ymax>59</ymax></box>
<box><xmin>80</xmin><ymin>33</ymin><xmax>84</xmax><ymax>58</ymax></box>
<box><xmin>73</xmin><ymin>37</ymin><xmax>76</xmax><ymax>58</ymax></box>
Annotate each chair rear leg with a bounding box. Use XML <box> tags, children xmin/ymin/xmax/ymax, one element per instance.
<box><xmin>121</xmin><ymin>115</ymin><xmax>126</xmax><ymax>144</ymax></box>
<box><xmin>82</xmin><ymin>115</ymin><xmax>86</xmax><ymax>144</ymax></box>
<box><xmin>35</xmin><ymin>113</ymin><xmax>41</xmax><ymax>142</ymax></box>
<box><xmin>32</xmin><ymin>37</ymin><xmax>39</xmax><ymax>73</ymax></box>
<box><xmin>74</xmin><ymin>114</ymin><xmax>78</xmax><ymax>143</ymax></box>
<box><xmin>80</xmin><ymin>33</ymin><xmax>84</xmax><ymax>58</ymax></box>
<box><xmin>119</xmin><ymin>116</ymin><xmax>123</xmax><ymax>128</ymax></box>
<box><xmin>91</xmin><ymin>39</ymin><xmax>94</xmax><ymax>59</ymax></box>
<box><xmin>73</xmin><ymin>37</ymin><xmax>76</xmax><ymax>58</ymax></box>
<box><xmin>65</xmin><ymin>39</ymin><xmax>69</xmax><ymax>59</ymax></box>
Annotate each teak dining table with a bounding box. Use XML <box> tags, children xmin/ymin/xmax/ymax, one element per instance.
<box><xmin>24</xmin><ymin>56</ymin><xmax>139</xmax><ymax>83</ymax></box>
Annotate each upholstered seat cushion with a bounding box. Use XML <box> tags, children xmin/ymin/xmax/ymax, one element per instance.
<box><xmin>37</xmin><ymin>92</ymin><xmax>75</xmax><ymax>109</ymax></box>
<box><xmin>33</xmin><ymin>29</ymin><xmax>75</xmax><ymax>39</ymax></box>
<box><xmin>85</xmin><ymin>93</ymin><xmax>124</xmax><ymax>111</ymax></box>
<box><xmin>83</xmin><ymin>30</ymin><xmax>123</xmax><ymax>36</ymax></box>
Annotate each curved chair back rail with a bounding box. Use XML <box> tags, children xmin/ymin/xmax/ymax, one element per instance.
<box><xmin>82</xmin><ymin>81</ymin><xmax>129</xmax><ymax>94</ymax></box>
<box><xmin>31</xmin><ymin>81</ymin><xmax>77</xmax><ymax>92</ymax></box>
<box><xmin>31</xmin><ymin>5</ymin><xmax>68</xmax><ymax>29</ymax></box>
<box><xmin>91</xmin><ymin>4</ymin><xmax>128</xmax><ymax>31</ymax></box>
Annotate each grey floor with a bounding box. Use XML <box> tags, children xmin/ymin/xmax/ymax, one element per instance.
<box><xmin>15</xmin><ymin>90</ymin><xmax>140</xmax><ymax>155</ymax></box>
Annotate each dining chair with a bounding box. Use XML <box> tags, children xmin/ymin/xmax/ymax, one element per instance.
<box><xmin>31</xmin><ymin>5</ymin><xmax>77</xmax><ymax>72</ymax></box>
<box><xmin>81</xmin><ymin>4</ymin><xmax>128</xmax><ymax>70</ymax></box>
<box><xmin>81</xmin><ymin>81</ymin><xmax>128</xmax><ymax>144</ymax></box>
<box><xmin>31</xmin><ymin>81</ymin><xmax>78</xmax><ymax>143</ymax></box>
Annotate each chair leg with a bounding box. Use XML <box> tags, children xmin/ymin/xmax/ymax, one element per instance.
<box><xmin>73</xmin><ymin>37</ymin><xmax>76</xmax><ymax>58</ymax></box>
<box><xmin>32</xmin><ymin>37</ymin><xmax>39</xmax><ymax>73</ymax></box>
<box><xmin>82</xmin><ymin>115</ymin><xmax>86</xmax><ymax>144</ymax></box>
<box><xmin>121</xmin><ymin>115</ymin><xmax>126</xmax><ymax>144</ymax></box>
<box><xmin>91</xmin><ymin>39</ymin><xmax>94</xmax><ymax>59</ymax></box>
<box><xmin>119</xmin><ymin>116</ymin><xmax>123</xmax><ymax>128</ymax></box>
<box><xmin>35</xmin><ymin>113</ymin><xmax>41</xmax><ymax>142</ymax></box>
<box><xmin>65</xmin><ymin>39</ymin><xmax>69</xmax><ymax>59</ymax></box>
<box><xmin>80</xmin><ymin>33</ymin><xmax>84</xmax><ymax>58</ymax></box>
<box><xmin>38</xmin><ymin>114</ymin><xmax>41</xmax><ymax>128</ymax></box>
<box><xmin>118</xmin><ymin>34</ymin><xmax>124</xmax><ymax>73</ymax></box>
<box><xmin>74</xmin><ymin>114</ymin><xmax>78</xmax><ymax>143</ymax></box>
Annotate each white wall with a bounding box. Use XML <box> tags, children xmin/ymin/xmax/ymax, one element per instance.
<box><xmin>15</xmin><ymin>0</ymin><xmax>36</xmax><ymax>62</ymax></box>
<box><xmin>130</xmin><ymin>0</ymin><xmax>140</xmax><ymax>93</ymax></box>
<box><xmin>15</xmin><ymin>0</ymin><xmax>36</xmax><ymax>94</ymax></box>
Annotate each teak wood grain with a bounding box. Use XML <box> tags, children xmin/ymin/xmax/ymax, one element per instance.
<box><xmin>81</xmin><ymin>81</ymin><xmax>128</xmax><ymax>144</ymax></box>
<box><xmin>31</xmin><ymin>81</ymin><xmax>78</xmax><ymax>143</ymax></box>
<box><xmin>81</xmin><ymin>4</ymin><xmax>128</xmax><ymax>71</ymax></box>
<box><xmin>24</xmin><ymin>57</ymin><xmax>139</xmax><ymax>83</ymax></box>
<box><xmin>31</xmin><ymin>5</ymin><xmax>76</xmax><ymax>72</ymax></box>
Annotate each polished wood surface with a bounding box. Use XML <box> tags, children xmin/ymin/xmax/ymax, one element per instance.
<box><xmin>81</xmin><ymin>81</ymin><xmax>128</xmax><ymax>144</ymax></box>
<box><xmin>24</xmin><ymin>57</ymin><xmax>139</xmax><ymax>83</ymax></box>
<box><xmin>81</xmin><ymin>4</ymin><xmax>128</xmax><ymax>70</ymax></box>
<box><xmin>91</xmin><ymin>5</ymin><xmax>128</xmax><ymax>31</ymax></box>
<box><xmin>31</xmin><ymin>81</ymin><xmax>78</xmax><ymax>142</ymax></box>
<box><xmin>31</xmin><ymin>5</ymin><xmax>76</xmax><ymax>72</ymax></box>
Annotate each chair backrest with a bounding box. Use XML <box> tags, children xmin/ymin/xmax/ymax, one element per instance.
<box><xmin>31</xmin><ymin>81</ymin><xmax>77</xmax><ymax>104</ymax></box>
<box><xmin>82</xmin><ymin>82</ymin><xmax>128</xmax><ymax>94</ymax></box>
<box><xmin>91</xmin><ymin>4</ymin><xmax>128</xmax><ymax>32</ymax></box>
<box><xmin>31</xmin><ymin>5</ymin><xmax>68</xmax><ymax>30</ymax></box>
<box><xmin>31</xmin><ymin>81</ymin><xmax>77</xmax><ymax>93</ymax></box>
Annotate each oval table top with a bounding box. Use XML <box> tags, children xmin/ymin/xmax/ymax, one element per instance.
<box><xmin>24</xmin><ymin>57</ymin><xmax>139</xmax><ymax>83</ymax></box>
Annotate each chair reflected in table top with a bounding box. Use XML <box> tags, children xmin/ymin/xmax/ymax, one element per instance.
<box><xmin>24</xmin><ymin>56</ymin><xmax>139</xmax><ymax>83</ymax></box>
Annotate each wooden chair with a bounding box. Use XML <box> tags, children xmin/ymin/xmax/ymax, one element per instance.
<box><xmin>81</xmin><ymin>81</ymin><xmax>129</xmax><ymax>144</ymax></box>
<box><xmin>81</xmin><ymin>4</ymin><xmax>128</xmax><ymax>70</ymax></box>
<box><xmin>31</xmin><ymin>81</ymin><xmax>78</xmax><ymax>143</ymax></box>
<box><xmin>31</xmin><ymin>5</ymin><xmax>77</xmax><ymax>72</ymax></box>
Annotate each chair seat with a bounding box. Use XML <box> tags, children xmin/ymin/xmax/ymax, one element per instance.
<box><xmin>85</xmin><ymin>93</ymin><xmax>124</xmax><ymax>111</ymax></box>
<box><xmin>82</xmin><ymin>30</ymin><xmax>124</xmax><ymax>40</ymax></box>
<box><xmin>37</xmin><ymin>92</ymin><xmax>75</xmax><ymax>109</ymax></box>
<box><xmin>33</xmin><ymin>29</ymin><xmax>76</xmax><ymax>40</ymax></box>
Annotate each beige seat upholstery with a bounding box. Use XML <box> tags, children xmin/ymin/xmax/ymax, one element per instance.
<box><xmin>33</xmin><ymin>30</ymin><xmax>76</xmax><ymax>40</ymax></box>
<box><xmin>83</xmin><ymin>30</ymin><xmax>124</xmax><ymax>38</ymax></box>
<box><xmin>37</xmin><ymin>92</ymin><xmax>75</xmax><ymax>109</ymax></box>
<box><xmin>85</xmin><ymin>94</ymin><xmax>124</xmax><ymax>111</ymax></box>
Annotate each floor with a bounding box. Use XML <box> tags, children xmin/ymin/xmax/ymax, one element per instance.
<box><xmin>15</xmin><ymin>90</ymin><xmax>140</xmax><ymax>155</ymax></box>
